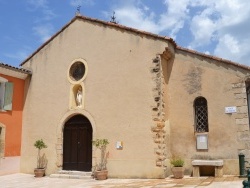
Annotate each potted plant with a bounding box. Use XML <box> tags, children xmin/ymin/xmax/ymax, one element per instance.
<box><xmin>34</xmin><ymin>139</ymin><xmax>48</xmax><ymax>177</ymax></box>
<box><xmin>170</xmin><ymin>156</ymin><xmax>185</xmax><ymax>178</ymax></box>
<box><xmin>92</xmin><ymin>138</ymin><xmax>109</xmax><ymax>180</ymax></box>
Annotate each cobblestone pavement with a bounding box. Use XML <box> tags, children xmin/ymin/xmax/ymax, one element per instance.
<box><xmin>0</xmin><ymin>173</ymin><xmax>244</xmax><ymax>188</ymax></box>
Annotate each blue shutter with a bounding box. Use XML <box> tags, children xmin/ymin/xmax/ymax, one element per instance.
<box><xmin>3</xmin><ymin>82</ymin><xmax>13</xmax><ymax>111</ymax></box>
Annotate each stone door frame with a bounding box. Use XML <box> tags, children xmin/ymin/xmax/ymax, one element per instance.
<box><xmin>56</xmin><ymin>109</ymin><xmax>96</xmax><ymax>171</ymax></box>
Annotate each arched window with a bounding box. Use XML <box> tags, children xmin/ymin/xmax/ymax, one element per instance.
<box><xmin>194</xmin><ymin>97</ymin><xmax>208</xmax><ymax>132</ymax></box>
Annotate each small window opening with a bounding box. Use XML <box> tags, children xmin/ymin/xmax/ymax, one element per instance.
<box><xmin>194</xmin><ymin>97</ymin><xmax>208</xmax><ymax>132</ymax></box>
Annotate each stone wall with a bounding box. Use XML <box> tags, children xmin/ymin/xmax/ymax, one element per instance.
<box><xmin>233</xmin><ymin>80</ymin><xmax>250</xmax><ymax>160</ymax></box>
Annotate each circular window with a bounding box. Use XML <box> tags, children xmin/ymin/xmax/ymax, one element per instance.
<box><xmin>69</xmin><ymin>61</ymin><xmax>85</xmax><ymax>81</ymax></box>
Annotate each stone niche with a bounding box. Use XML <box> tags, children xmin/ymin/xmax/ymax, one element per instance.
<box><xmin>69</xmin><ymin>84</ymin><xmax>84</xmax><ymax>109</ymax></box>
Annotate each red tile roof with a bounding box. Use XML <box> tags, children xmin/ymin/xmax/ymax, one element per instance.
<box><xmin>0</xmin><ymin>62</ymin><xmax>31</xmax><ymax>74</ymax></box>
<box><xmin>177</xmin><ymin>46</ymin><xmax>250</xmax><ymax>71</ymax></box>
<box><xmin>20</xmin><ymin>15</ymin><xmax>176</xmax><ymax>66</ymax></box>
<box><xmin>20</xmin><ymin>15</ymin><xmax>250</xmax><ymax>71</ymax></box>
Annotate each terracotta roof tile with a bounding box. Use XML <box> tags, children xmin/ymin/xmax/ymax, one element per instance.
<box><xmin>0</xmin><ymin>62</ymin><xmax>32</xmax><ymax>74</ymax></box>
<box><xmin>176</xmin><ymin>46</ymin><xmax>250</xmax><ymax>71</ymax></box>
<box><xmin>19</xmin><ymin>15</ymin><xmax>250</xmax><ymax>72</ymax></box>
<box><xmin>20</xmin><ymin>15</ymin><xmax>176</xmax><ymax>66</ymax></box>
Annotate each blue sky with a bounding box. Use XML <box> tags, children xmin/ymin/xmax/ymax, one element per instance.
<box><xmin>1</xmin><ymin>0</ymin><xmax>250</xmax><ymax>67</ymax></box>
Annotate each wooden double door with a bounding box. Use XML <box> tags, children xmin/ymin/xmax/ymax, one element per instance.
<box><xmin>63</xmin><ymin>115</ymin><xmax>92</xmax><ymax>171</ymax></box>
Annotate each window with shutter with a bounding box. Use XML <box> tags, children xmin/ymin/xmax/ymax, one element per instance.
<box><xmin>0</xmin><ymin>77</ymin><xmax>13</xmax><ymax>111</ymax></box>
<box><xmin>0</xmin><ymin>82</ymin><xmax>5</xmax><ymax>110</ymax></box>
<box><xmin>3</xmin><ymin>82</ymin><xmax>13</xmax><ymax>111</ymax></box>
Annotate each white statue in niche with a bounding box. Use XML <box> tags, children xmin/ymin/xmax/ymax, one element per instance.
<box><xmin>76</xmin><ymin>86</ymin><xmax>82</xmax><ymax>107</ymax></box>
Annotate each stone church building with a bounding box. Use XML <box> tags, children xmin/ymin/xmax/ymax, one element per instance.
<box><xmin>15</xmin><ymin>15</ymin><xmax>250</xmax><ymax>178</ymax></box>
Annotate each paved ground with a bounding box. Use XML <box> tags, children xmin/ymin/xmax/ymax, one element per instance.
<box><xmin>0</xmin><ymin>173</ymin><xmax>245</xmax><ymax>188</ymax></box>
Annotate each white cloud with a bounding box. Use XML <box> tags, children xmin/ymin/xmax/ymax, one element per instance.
<box><xmin>189</xmin><ymin>8</ymin><xmax>217</xmax><ymax>47</ymax></box>
<box><xmin>159</xmin><ymin>0</ymin><xmax>250</xmax><ymax>65</ymax></box>
<box><xmin>115</xmin><ymin>6</ymin><xmax>159</xmax><ymax>34</ymax></box>
<box><xmin>158</xmin><ymin>0</ymin><xmax>190</xmax><ymax>38</ymax></box>
<box><xmin>23</xmin><ymin>0</ymin><xmax>250</xmax><ymax>65</ymax></box>
<box><xmin>33</xmin><ymin>24</ymin><xmax>54</xmax><ymax>42</ymax></box>
<box><xmin>68</xmin><ymin>0</ymin><xmax>250</xmax><ymax>65</ymax></box>
<box><xmin>214</xmin><ymin>34</ymin><xmax>250</xmax><ymax>65</ymax></box>
<box><xmin>215</xmin><ymin>34</ymin><xmax>240</xmax><ymax>55</ymax></box>
<box><xmin>113</xmin><ymin>0</ymin><xmax>190</xmax><ymax>38</ymax></box>
<box><xmin>121</xmin><ymin>1</ymin><xmax>250</xmax><ymax>65</ymax></box>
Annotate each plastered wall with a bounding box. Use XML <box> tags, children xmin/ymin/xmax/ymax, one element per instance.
<box><xmin>20</xmin><ymin>17</ymin><xmax>250</xmax><ymax>178</ymax></box>
<box><xmin>0</xmin><ymin>74</ymin><xmax>25</xmax><ymax>156</ymax></box>
<box><xmin>164</xmin><ymin>50</ymin><xmax>250</xmax><ymax>175</ymax></box>
<box><xmin>20</xmin><ymin>18</ymin><xmax>172</xmax><ymax>178</ymax></box>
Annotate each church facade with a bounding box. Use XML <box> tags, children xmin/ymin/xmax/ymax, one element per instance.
<box><xmin>17</xmin><ymin>15</ymin><xmax>250</xmax><ymax>178</ymax></box>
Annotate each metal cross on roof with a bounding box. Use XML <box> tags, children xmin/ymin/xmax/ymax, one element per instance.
<box><xmin>110</xmin><ymin>11</ymin><xmax>118</xmax><ymax>24</ymax></box>
<box><xmin>76</xmin><ymin>5</ymin><xmax>81</xmax><ymax>16</ymax></box>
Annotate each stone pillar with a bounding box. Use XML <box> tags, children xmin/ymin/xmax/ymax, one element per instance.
<box><xmin>215</xmin><ymin>166</ymin><xmax>223</xmax><ymax>177</ymax></box>
<box><xmin>192</xmin><ymin>166</ymin><xmax>200</xmax><ymax>177</ymax></box>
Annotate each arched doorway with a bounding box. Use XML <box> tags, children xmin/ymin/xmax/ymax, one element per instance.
<box><xmin>63</xmin><ymin>114</ymin><xmax>92</xmax><ymax>171</ymax></box>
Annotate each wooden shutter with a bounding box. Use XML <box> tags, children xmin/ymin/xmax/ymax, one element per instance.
<box><xmin>3</xmin><ymin>82</ymin><xmax>13</xmax><ymax>111</ymax></box>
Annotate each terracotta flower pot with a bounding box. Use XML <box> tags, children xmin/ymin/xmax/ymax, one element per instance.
<box><xmin>95</xmin><ymin>170</ymin><xmax>108</xmax><ymax>180</ymax></box>
<box><xmin>34</xmin><ymin>168</ymin><xmax>45</xmax><ymax>177</ymax></box>
<box><xmin>171</xmin><ymin>167</ymin><xmax>184</xmax><ymax>179</ymax></box>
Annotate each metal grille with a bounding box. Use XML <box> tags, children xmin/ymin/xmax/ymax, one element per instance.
<box><xmin>195</xmin><ymin>97</ymin><xmax>208</xmax><ymax>132</ymax></box>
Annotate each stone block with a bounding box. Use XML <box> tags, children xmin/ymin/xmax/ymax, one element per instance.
<box><xmin>237</xmin><ymin>142</ymin><xmax>246</xmax><ymax>150</ymax></box>
<box><xmin>59</xmin><ymin>174</ymin><xmax>70</xmax><ymax>178</ymax></box>
<box><xmin>235</xmin><ymin>93</ymin><xmax>247</xmax><ymax>99</ymax></box>
<box><xmin>156</xmin><ymin>161</ymin><xmax>162</xmax><ymax>167</ymax></box>
<box><xmin>238</xmin><ymin>131</ymin><xmax>250</xmax><ymax>141</ymax></box>
<box><xmin>241</xmin><ymin>150</ymin><xmax>250</xmax><ymax>159</ymax></box>
<box><xmin>215</xmin><ymin>166</ymin><xmax>223</xmax><ymax>177</ymax></box>
<box><xmin>192</xmin><ymin>166</ymin><xmax>200</xmax><ymax>177</ymax></box>
<box><xmin>236</xmin><ymin>118</ymin><xmax>249</xmax><ymax>125</ymax></box>
<box><xmin>56</xmin><ymin>144</ymin><xmax>62</xmax><ymax>150</ymax></box>
<box><xmin>191</xmin><ymin>160</ymin><xmax>223</xmax><ymax>166</ymax></box>
<box><xmin>232</xmin><ymin>83</ymin><xmax>244</xmax><ymax>89</ymax></box>
<box><xmin>50</xmin><ymin>174</ymin><xmax>60</xmax><ymax>178</ymax></box>
<box><xmin>56</xmin><ymin>154</ymin><xmax>62</xmax><ymax>167</ymax></box>
<box><xmin>223</xmin><ymin>159</ymin><xmax>239</xmax><ymax>175</ymax></box>
<box><xmin>235</xmin><ymin>99</ymin><xmax>248</xmax><ymax>106</ymax></box>
<box><xmin>235</xmin><ymin>114</ymin><xmax>248</xmax><ymax>119</ymax></box>
<box><xmin>245</xmin><ymin>142</ymin><xmax>250</xmax><ymax>150</ymax></box>
<box><xmin>237</xmin><ymin>124</ymin><xmax>249</xmax><ymax>132</ymax></box>
<box><xmin>237</xmin><ymin>106</ymin><xmax>248</xmax><ymax>114</ymax></box>
<box><xmin>192</xmin><ymin>160</ymin><xmax>223</xmax><ymax>177</ymax></box>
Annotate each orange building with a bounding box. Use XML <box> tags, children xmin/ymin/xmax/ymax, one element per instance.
<box><xmin>0</xmin><ymin>63</ymin><xmax>31</xmax><ymax>158</ymax></box>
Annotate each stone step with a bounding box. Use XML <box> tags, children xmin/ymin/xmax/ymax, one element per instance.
<box><xmin>50</xmin><ymin>170</ymin><xmax>92</xmax><ymax>179</ymax></box>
